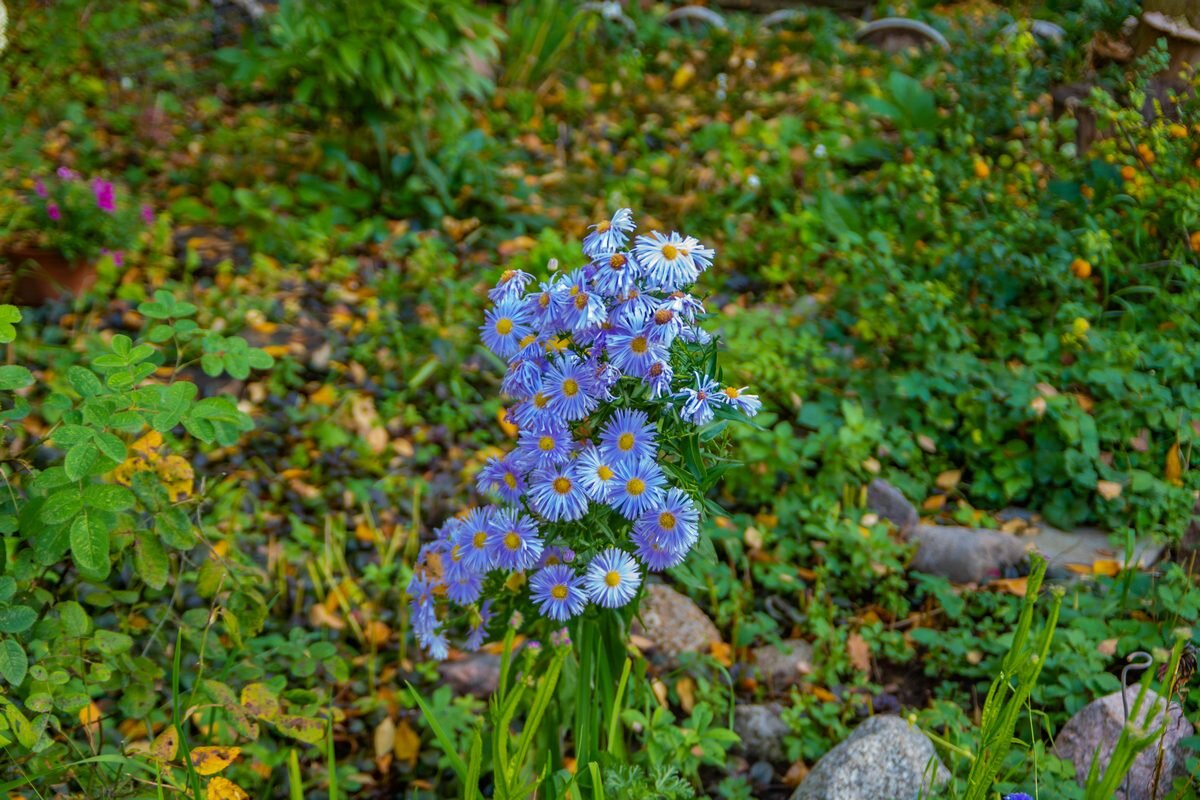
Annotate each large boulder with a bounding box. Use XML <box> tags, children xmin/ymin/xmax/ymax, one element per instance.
<box><xmin>734</xmin><ymin>703</ymin><xmax>791</xmax><ymax>764</ymax></box>
<box><xmin>1054</xmin><ymin>686</ymin><xmax>1193</xmax><ymax>799</ymax></box>
<box><xmin>631</xmin><ymin>583</ymin><xmax>722</xmax><ymax>664</ymax></box>
<box><xmin>790</xmin><ymin>715</ymin><xmax>949</xmax><ymax>800</ymax></box>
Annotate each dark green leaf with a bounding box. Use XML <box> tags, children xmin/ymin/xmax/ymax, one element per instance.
<box><xmin>0</xmin><ymin>606</ymin><xmax>37</xmax><ymax>634</ymax></box>
<box><xmin>0</xmin><ymin>639</ymin><xmax>28</xmax><ymax>686</ymax></box>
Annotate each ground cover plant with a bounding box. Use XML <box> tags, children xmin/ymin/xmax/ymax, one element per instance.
<box><xmin>0</xmin><ymin>0</ymin><xmax>1198</xmax><ymax>798</ymax></box>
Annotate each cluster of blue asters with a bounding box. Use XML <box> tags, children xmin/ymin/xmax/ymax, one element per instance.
<box><xmin>408</xmin><ymin>209</ymin><xmax>760</xmax><ymax>659</ymax></box>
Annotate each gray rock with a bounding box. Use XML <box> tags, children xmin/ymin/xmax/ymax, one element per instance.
<box><xmin>1012</xmin><ymin>513</ymin><xmax>1163</xmax><ymax>575</ymax></box>
<box><xmin>790</xmin><ymin>715</ymin><xmax>949</xmax><ymax>800</ymax></box>
<box><xmin>734</xmin><ymin>703</ymin><xmax>791</xmax><ymax>764</ymax></box>
<box><xmin>631</xmin><ymin>583</ymin><xmax>722</xmax><ymax>663</ymax></box>
<box><xmin>751</xmin><ymin>639</ymin><xmax>814</xmax><ymax>690</ymax></box>
<box><xmin>1055</xmin><ymin>686</ymin><xmax>1193</xmax><ymax>799</ymax></box>
<box><xmin>909</xmin><ymin>524</ymin><xmax>1029</xmax><ymax>583</ymax></box>
<box><xmin>437</xmin><ymin>653</ymin><xmax>500</xmax><ymax>698</ymax></box>
<box><xmin>867</xmin><ymin>479</ymin><xmax>919</xmax><ymax>533</ymax></box>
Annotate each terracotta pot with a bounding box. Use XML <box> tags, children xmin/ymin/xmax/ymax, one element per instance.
<box><xmin>2</xmin><ymin>247</ymin><xmax>96</xmax><ymax>306</ymax></box>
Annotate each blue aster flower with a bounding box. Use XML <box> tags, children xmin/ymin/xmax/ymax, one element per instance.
<box><xmin>543</xmin><ymin>356</ymin><xmax>598</xmax><ymax>421</ymax></box>
<box><xmin>537</xmin><ymin>545</ymin><xmax>576</xmax><ymax>568</ymax></box>
<box><xmin>588</xmin><ymin>357</ymin><xmax>622</xmax><ymax>401</ymax></box>
<box><xmin>487</xmin><ymin>508</ymin><xmax>544</xmax><ymax>571</ymax></box>
<box><xmin>464</xmin><ymin>600</ymin><xmax>493</xmax><ymax>651</ymax></box>
<box><xmin>512</xmin><ymin>391</ymin><xmax>556</xmax><ymax>433</ymax></box>
<box><xmin>680</xmin><ymin>235</ymin><xmax>715</xmax><ymax>273</ymax></box>
<box><xmin>516</xmin><ymin>424</ymin><xmax>573</xmax><ymax>469</ymax></box>
<box><xmin>633</xmin><ymin>487</ymin><xmax>700</xmax><ymax>553</ymax></box>
<box><xmin>575</xmin><ymin>444</ymin><xmax>619</xmax><ymax>502</ymax></box>
<box><xmin>611</xmin><ymin>287</ymin><xmax>657</xmax><ymax>328</ymax></box>
<box><xmin>488</xmin><ymin>269</ymin><xmax>536</xmax><ymax>303</ymax></box>
<box><xmin>645</xmin><ymin>358</ymin><xmax>674</xmax><ymax>399</ymax></box>
<box><xmin>590</xmin><ymin>250</ymin><xmax>640</xmax><ymax>297</ymax></box>
<box><xmin>529</xmin><ymin>564</ymin><xmax>589</xmax><ymax>621</ymax></box>
<box><xmin>528</xmin><ymin>463</ymin><xmax>590</xmax><ymax>522</ymax></box>
<box><xmin>480</xmin><ymin>298</ymin><xmax>533</xmax><ymax>360</ymax></box>
<box><xmin>445</xmin><ymin>566</ymin><xmax>483</xmax><ymax>605</ymax></box>
<box><xmin>501</xmin><ymin>358</ymin><xmax>545</xmax><ymax>401</ymax></box>
<box><xmin>605</xmin><ymin>323</ymin><xmax>666</xmax><ymax>378</ymax></box>
<box><xmin>407</xmin><ymin>572</ymin><xmax>441</xmax><ymax>642</ymax></box>
<box><xmin>583</xmin><ymin>548</ymin><xmax>641</xmax><ymax>608</ymax></box>
<box><xmin>582</xmin><ymin>208</ymin><xmax>636</xmax><ymax>258</ymax></box>
<box><xmin>645</xmin><ymin>304</ymin><xmax>686</xmax><ymax>347</ymax></box>
<box><xmin>1001</xmin><ymin>794</ymin><xmax>1033</xmax><ymax>800</ymax></box>
<box><xmin>420</xmin><ymin>628</ymin><xmax>450</xmax><ymax>660</ymax></box>
<box><xmin>528</xmin><ymin>276</ymin><xmax>569</xmax><ymax>331</ymax></box>
<box><xmin>677</xmin><ymin>324</ymin><xmax>712</xmax><ymax>345</ymax></box>
<box><xmin>634</xmin><ymin>230</ymin><xmax>700</xmax><ymax>292</ymax></box>
<box><xmin>631</xmin><ymin>526</ymin><xmax>689</xmax><ymax>572</ymax></box>
<box><xmin>476</xmin><ymin>454</ymin><xmax>527</xmax><ymax>505</ymax></box>
<box><xmin>720</xmin><ymin>385</ymin><xmax>762</xmax><ymax>416</ymax></box>
<box><xmin>454</xmin><ymin>507</ymin><xmax>497</xmax><ymax>573</ymax></box>
<box><xmin>560</xmin><ymin>271</ymin><xmax>607</xmax><ymax>332</ymax></box>
<box><xmin>675</xmin><ymin>372</ymin><xmax>722</xmax><ymax>425</ymax></box>
<box><xmin>608</xmin><ymin>457</ymin><xmax>667</xmax><ymax>519</ymax></box>
<box><xmin>599</xmin><ymin>409</ymin><xmax>657</xmax><ymax>464</ymax></box>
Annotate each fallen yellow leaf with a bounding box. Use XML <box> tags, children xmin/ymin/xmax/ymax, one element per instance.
<box><xmin>990</xmin><ymin>577</ymin><xmax>1028</xmax><ymax>596</ymax></box>
<box><xmin>1096</xmin><ymin>480</ymin><xmax>1122</xmax><ymax>501</ymax></box>
<box><xmin>310</xmin><ymin>384</ymin><xmax>337</xmax><ymax>406</ymax></box>
<box><xmin>676</xmin><ymin>676</ymin><xmax>697</xmax><ymax>713</ymax></box>
<box><xmin>148</xmin><ymin>725</ymin><xmax>179</xmax><ymax>761</ymax></box>
<box><xmin>1166</xmin><ymin>443</ymin><xmax>1183</xmax><ymax>486</ymax></box>
<box><xmin>206</xmin><ymin>776</ymin><xmax>249</xmax><ymax>800</ymax></box>
<box><xmin>935</xmin><ymin>470</ymin><xmax>961</xmax><ymax>491</ymax></box>
<box><xmin>190</xmin><ymin>746</ymin><xmax>241</xmax><ymax>776</ymax></box>
<box><xmin>394</xmin><ymin>719</ymin><xmax>420</xmax><ymax>768</ymax></box>
<box><xmin>1093</xmin><ymin>559</ymin><xmax>1121</xmax><ymax>577</ymax></box>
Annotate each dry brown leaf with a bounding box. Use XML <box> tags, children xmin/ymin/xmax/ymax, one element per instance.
<box><xmin>1093</xmin><ymin>559</ymin><xmax>1121</xmax><ymax>577</ymax></box>
<box><xmin>917</xmin><ymin>434</ymin><xmax>937</xmax><ymax>453</ymax></box>
<box><xmin>744</xmin><ymin>526</ymin><xmax>763</xmax><ymax>550</ymax></box>
<box><xmin>990</xmin><ymin>577</ymin><xmax>1028</xmax><ymax>596</ymax></box>
<box><xmin>922</xmin><ymin>495</ymin><xmax>946</xmax><ymax>512</ymax></box>
<box><xmin>847</xmin><ymin>633</ymin><xmax>870</xmax><ymax>673</ymax></box>
<box><xmin>374</xmin><ymin>717</ymin><xmax>396</xmax><ymax>761</ymax></box>
<box><xmin>240</xmin><ymin>683</ymin><xmax>280</xmax><ymax>722</ymax></box>
<box><xmin>676</xmin><ymin>676</ymin><xmax>697</xmax><ymax>713</ymax></box>
<box><xmin>1130</xmin><ymin>429</ymin><xmax>1149</xmax><ymax>452</ymax></box>
<box><xmin>935</xmin><ymin>470</ymin><xmax>961</xmax><ymax>491</ymax></box>
<box><xmin>1097</xmin><ymin>480</ymin><xmax>1122</xmax><ymax>501</ymax></box>
<box><xmin>1097</xmin><ymin>638</ymin><xmax>1119</xmax><ymax>657</ymax></box>
<box><xmin>190</xmin><ymin>746</ymin><xmax>241</xmax><ymax>776</ymax></box>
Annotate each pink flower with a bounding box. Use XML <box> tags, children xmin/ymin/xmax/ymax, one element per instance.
<box><xmin>47</xmin><ymin>202</ymin><xmax>61</xmax><ymax>221</ymax></box>
<box><xmin>140</xmin><ymin>204</ymin><xmax>155</xmax><ymax>225</ymax></box>
<box><xmin>34</xmin><ymin>179</ymin><xmax>48</xmax><ymax>198</ymax></box>
<box><xmin>92</xmin><ymin>179</ymin><xmax>116</xmax><ymax>214</ymax></box>
<box><xmin>112</xmin><ymin>250</ymin><xmax>124</xmax><ymax>266</ymax></box>
<box><xmin>56</xmin><ymin>167</ymin><xmax>78</xmax><ymax>180</ymax></box>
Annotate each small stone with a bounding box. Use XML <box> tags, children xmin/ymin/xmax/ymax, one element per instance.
<box><xmin>631</xmin><ymin>583</ymin><xmax>722</xmax><ymax>664</ymax></box>
<box><xmin>910</xmin><ymin>524</ymin><xmax>1028</xmax><ymax>583</ymax></box>
<box><xmin>436</xmin><ymin>653</ymin><xmax>500</xmax><ymax>698</ymax></box>
<box><xmin>751</xmin><ymin>639</ymin><xmax>814</xmax><ymax>690</ymax></box>
<box><xmin>867</xmin><ymin>479</ymin><xmax>919</xmax><ymax>533</ymax></box>
<box><xmin>1054</xmin><ymin>686</ymin><xmax>1193</xmax><ymax>800</ymax></box>
<box><xmin>790</xmin><ymin>715</ymin><xmax>949</xmax><ymax>800</ymax></box>
<box><xmin>734</xmin><ymin>703</ymin><xmax>791</xmax><ymax>765</ymax></box>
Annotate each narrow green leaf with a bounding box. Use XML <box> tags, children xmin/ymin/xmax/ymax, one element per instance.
<box><xmin>406</xmin><ymin>682</ymin><xmax>468</xmax><ymax>780</ymax></box>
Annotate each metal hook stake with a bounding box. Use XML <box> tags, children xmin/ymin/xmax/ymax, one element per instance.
<box><xmin>1120</xmin><ymin>651</ymin><xmax>1154</xmax><ymax>799</ymax></box>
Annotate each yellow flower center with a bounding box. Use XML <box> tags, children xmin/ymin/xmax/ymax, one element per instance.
<box><xmin>574</xmin><ymin>293</ymin><xmax>589</xmax><ymax>310</ymax></box>
<box><xmin>659</xmin><ymin>511</ymin><xmax>677</xmax><ymax>530</ymax></box>
<box><xmin>609</xmin><ymin>253</ymin><xmax>627</xmax><ymax>269</ymax></box>
<box><xmin>661</xmin><ymin>244</ymin><xmax>678</xmax><ymax>260</ymax></box>
<box><xmin>617</xmin><ymin>432</ymin><xmax>635</xmax><ymax>451</ymax></box>
<box><xmin>654</xmin><ymin>309</ymin><xmax>673</xmax><ymax>325</ymax></box>
<box><xmin>539</xmin><ymin>293</ymin><xmax>551</xmax><ymax>308</ymax></box>
<box><xmin>562</xmin><ymin>378</ymin><xmax>579</xmax><ymax>397</ymax></box>
<box><xmin>533</xmin><ymin>392</ymin><xmax>549</xmax><ymax>409</ymax></box>
<box><xmin>504</xmin><ymin>532</ymin><xmax>521</xmax><ymax>550</ymax></box>
<box><xmin>604</xmin><ymin>570</ymin><xmax>621</xmax><ymax>587</ymax></box>
<box><xmin>596</xmin><ymin>220</ymin><xmax>611</xmax><ymax>232</ymax></box>
<box><xmin>473</xmin><ymin>531</ymin><xmax>487</xmax><ymax>549</ymax></box>
<box><xmin>597</xmin><ymin>465</ymin><xmax>614</xmax><ymax>481</ymax></box>
<box><xmin>553</xmin><ymin>476</ymin><xmax>572</xmax><ymax>494</ymax></box>
<box><xmin>551</xmin><ymin>584</ymin><xmax>568</xmax><ymax>599</ymax></box>
<box><xmin>539</xmin><ymin>436</ymin><xmax>556</xmax><ymax>451</ymax></box>
<box><xmin>627</xmin><ymin>477</ymin><xmax>645</xmax><ymax>496</ymax></box>
<box><xmin>519</xmin><ymin>333</ymin><xmax>538</xmax><ymax>348</ymax></box>
<box><xmin>451</xmin><ymin>545</ymin><xmax>463</xmax><ymax>561</ymax></box>
<box><xmin>630</xmin><ymin>336</ymin><xmax>648</xmax><ymax>354</ymax></box>
<box><xmin>503</xmin><ymin>473</ymin><xmax>518</xmax><ymax>489</ymax></box>
<box><xmin>648</xmin><ymin>362</ymin><xmax>664</xmax><ymax>377</ymax></box>
<box><xmin>501</xmin><ymin>269</ymin><xmax>516</xmax><ymax>282</ymax></box>
<box><xmin>495</xmin><ymin>318</ymin><xmax>513</xmax><ymax>335</ymax></box>
<box><xmin>723</xmin><ymin>386</ymin><xmax>740</xmax><ymax>399</ymax></box>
